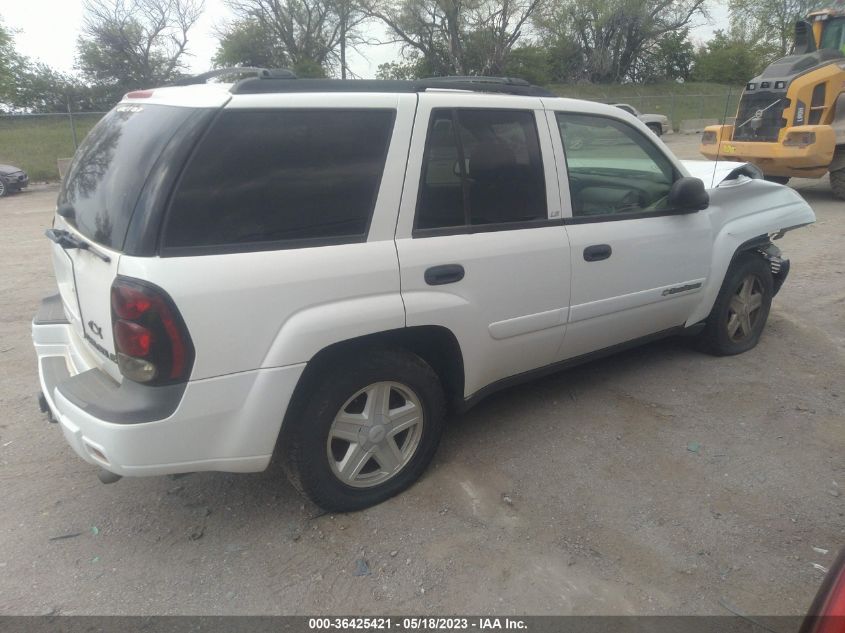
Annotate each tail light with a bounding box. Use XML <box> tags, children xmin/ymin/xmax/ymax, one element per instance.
<box><xmin>110</xmin><ymin>277</ymin><xmax>194</xmax><ymax>385</ymax></box>
<box><xmin>800</xmin><ymin>548</ymin><xmax>845</xmax><ymax>633</ymax></box>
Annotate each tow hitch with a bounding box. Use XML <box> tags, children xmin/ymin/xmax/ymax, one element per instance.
<box><xmin>37</xmin><ymin>392</ymin><xmax>56</xmax><ymax>423</ymax></box>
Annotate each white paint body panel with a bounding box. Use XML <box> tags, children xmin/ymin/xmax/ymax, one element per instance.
<box><xmin>32</xmin><ymin>86</ymin><xmax>815</xmax><ymax>477</ymax></box>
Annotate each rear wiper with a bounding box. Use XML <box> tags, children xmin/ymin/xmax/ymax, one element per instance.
<box><xmin>45</xmin><ymin>228</ymin><xmax>111</xmax><ymax>263</ymax></box>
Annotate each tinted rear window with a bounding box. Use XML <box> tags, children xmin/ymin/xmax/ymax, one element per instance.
<box><xmin>59</xmin><ymin>104</ymin><xmax>197</xmax><ymax>250</ymax></box>
<box><xmin>163</xmin><ymin>109</ymin><xmax>395</xmax><ymax>253</ymax></box>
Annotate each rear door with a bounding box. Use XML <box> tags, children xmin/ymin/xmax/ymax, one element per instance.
<box><xmin>395</xmin><ymin>92</ymin><xmax>571</xmax><ymax>398</ymax></box>
<box><xmin>52</xmin><ymin>102</ymin><xmax>209</xmax><ymax>379</ymax></box>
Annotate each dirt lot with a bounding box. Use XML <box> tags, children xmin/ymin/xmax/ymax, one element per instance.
<box><xmin>0</xmin><ymin>135</ymin><xmax>842</xmax><ymax>616</ymax></box>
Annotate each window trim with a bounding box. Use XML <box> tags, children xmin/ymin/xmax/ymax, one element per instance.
<box><xmin>411</xmin><ymin>107</ymin><xmax>553</xmax><ymax>239</ymax></box>
<box><xmin>158</xmin><ymin>107</ymin><xmax>396</xmax><ymax>257</ymax></box>
<box><xmin>554</xmin><ymin>111</ymin><xmax>683</xmax><ymax>224</ymax></box>
<box><xmin>562</xmin><ymin>208</ymin><xmax>691</xmax><ymax>225</ymax></box>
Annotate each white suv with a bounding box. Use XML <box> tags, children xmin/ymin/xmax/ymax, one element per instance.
<box><xmin>32</xmin><ymin>74</ymin><xmax>814</xmax><ymax>511</ymax></box>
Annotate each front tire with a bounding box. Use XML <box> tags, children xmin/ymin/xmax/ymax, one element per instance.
<box><xmin>647</xmin><ymin>123</ymin><xmax>663</xmax><ymax>137</ymax></box>
<box><xmin>281</xmin><ymin>348</ymin><xmax>446</xmax><ymax>512</ymax></box>
<box><xmin>699</xmin><ymin>253</ymin><xmax>773</xmax><ymax>356</ymax></box>
<box><xmin>0</xmin><ymin>180</ymin><xmax>6</xmax><ymax>197</ymax></box>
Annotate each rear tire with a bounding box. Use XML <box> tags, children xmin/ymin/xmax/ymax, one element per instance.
<box><xmin>647</xmin><ymin>123</ymin><xmax>663</xmax><ymax>137</ymax></box>
<box><xmin>0</xmin><ymin>181</ymin><xmax>6</xmax><ymax>197</ymax></box>
<box><xmin>281</xmin><ymin>348</ymin><xmax>446</xmax><ymax>512</ymax></box>
<box><xmin>698</xmin><ymin>253</ymin><xmax>773</xmax><ymax>356</ymax></box>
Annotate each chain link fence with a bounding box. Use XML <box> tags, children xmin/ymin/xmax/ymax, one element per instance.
<box><xmin>0</xmin><ymin>89</ymin><xmax>740</xmax><ymax>183</ymax></box>
<box><xmin>0</xmin><ymin>111</ymin><xmax>106</xmax><ymax>181</ymax></box>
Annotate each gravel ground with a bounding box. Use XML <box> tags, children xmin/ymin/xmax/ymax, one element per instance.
<box><xmin>0</xmin><ymin>135</ymin><xmax>842</xmax><ymax>616</ymax></box>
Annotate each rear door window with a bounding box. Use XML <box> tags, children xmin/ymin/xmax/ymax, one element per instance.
<box><xmin>415</xmin><ymin>109</ymin><xmax>547</xmax><ymax>234</ymax></box>
<box><xmin>163</xmin><ymin>109</ymin><xmax>395</xmax><ymax>253</ymax></box>
<box><xmin>59</xmin><ymin>104</ymin><xmax>197</xmax><ymax>250</ymax></box>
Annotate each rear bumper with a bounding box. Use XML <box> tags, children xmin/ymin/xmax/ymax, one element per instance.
<box><xmin>32</xmin><ymin>295</ymin><xmax>305</xmax><ymax>477</ymax></box>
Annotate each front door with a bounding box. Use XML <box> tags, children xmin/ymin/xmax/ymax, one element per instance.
<box><xmin>547</xmin><ymin>110</ymin><xmax>713</xmax><ymax>360</ymax></box>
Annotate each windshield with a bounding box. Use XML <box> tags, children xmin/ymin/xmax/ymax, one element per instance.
<box><xmin>819</xmin><ymin>17</ymin><xmax>845</xmax><ymax>52</ymax></box>
<box><xmin>58</xmin><ymin>103</ymin><xmax>197</xmax><ymax>250</ymax></box>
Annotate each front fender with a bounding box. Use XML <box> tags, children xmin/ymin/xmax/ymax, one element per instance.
<box><xmin>686</xmin><ymin>179</ymin><xmax>815</xmax><ymax>326</ymax></box>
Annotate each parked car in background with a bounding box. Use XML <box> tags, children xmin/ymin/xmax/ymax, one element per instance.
<box><xmin>613</xmin><ymin>103</ymin><xmax>671</xmax><ymax>136</ymax></box>
<box><xmin>0</xmin><ymin>164</ymin><xmax>28</xmax><ymax>197</ymax></box>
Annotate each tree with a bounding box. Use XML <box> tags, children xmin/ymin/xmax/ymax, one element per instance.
<box><xmin>533</xmin><ymin>0</ymin><xmax>706</xmax><ymax>83</ymax></box>
<box><xmin>365</xmin><ymin>0</ymin><xmax>544</xmax><ymax>77</ymax></box>
<box><xmin>691</xmin><ymin>29</ymin><xmax>776</xmax><ymax>83</ymax></box>
<box><xmin>77</xmin><ymin>0</ymin><xmax>204</xmax><ymax>100</ymax></box>
<box><xmin>728</xmin><ymin>0</ymin><xmax>824</xmax><ymax>57</ymax></box>
<box><xmin>223</xmin><ymin>0</ymin><xmax>370</xmax><ymax>78</ymax></box>
<box><xmin>0</xmin><ymin>20</ymin><xmax>14</xmax><ymax>98</ymax></box>
<box><xmin>631</xmin><ymin>27</ymin><xmax>695</xmax><ymax>82</ymax></box>
<box><xmin>213</xmin><ymin>18</ymin><xmax>290</xmax><ymax>68</ymax></box>
<box><xmin>502</xmin><ymin>44</ymin><xmax>551</xmax><ymax>85</ymax></box>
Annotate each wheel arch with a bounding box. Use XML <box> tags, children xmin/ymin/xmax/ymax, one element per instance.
<box><xmin>687</xmin><ymin>233</ymin><xmax>778</xmax><ymax>327</ymax></box>
<box><xmin>279</xmin><ymin>325</ymin><xmax>466</xmax><ymax>440</ymax></box>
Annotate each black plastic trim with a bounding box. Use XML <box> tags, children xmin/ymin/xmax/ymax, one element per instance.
<box><xmin>563</xmin><ymin>208</ymin><xmax>695</xmax><ymax>224</ymax></box>
<box><xmin>460</xmin><ymin>326</ymin><xmax>686</xmax><ymax>412</ymax></box>
<box><xmin>230</xmin><ymin>78</ymin><xmax>556</xmax><ymax>97</ymax></box>
<box><xmin>424</xmin><ymin>264</ymin><xmax>465</xmax><ymax>285</ymax></box>
<box><xmin>160</xmin><ymin>234</ymin><xmax>367</xmax><ymax>257</ymax></box>
<box><xmin>413</xmin><ymin>218</ymin><xmax>562</xmax><ymax>238</ymax></box>
<box><xmin>49</xmin><ymin>358</ymin><xmax>187</xmax><ymax>424</ymax></box>
<box><xmin>33</xmin><ymin>294</ymin><xmax>69</xmax><ymax>325</ymax></box>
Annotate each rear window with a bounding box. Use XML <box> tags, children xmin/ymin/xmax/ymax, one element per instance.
<box><xmin>162</xmin><ymin>109</ymin><xmax>395</xmax><ymax>253</ymax></box>
<box><xmin>59</xmin><ymin>104</ymin><xmax>197</xmax><ymax>250</ymax></box>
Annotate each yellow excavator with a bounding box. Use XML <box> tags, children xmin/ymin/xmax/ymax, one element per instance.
<box><xmin>699</xmin><ymin>4</ymin><xmax>845</xmax><ymax>199</ymax></box>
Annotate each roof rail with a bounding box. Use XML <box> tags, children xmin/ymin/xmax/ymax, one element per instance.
<box><xmin>172</xmin><ymin>67</ymin><xmax>296</xmax><ymax>87</ymax></box>
<box><xmin>229</xmin><ymin>76</ymin><xmax>556</xmax><ymax>97</ymax></box>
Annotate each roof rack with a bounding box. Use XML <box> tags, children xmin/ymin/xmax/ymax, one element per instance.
<box><xmin>172</xmin><ymin>67</ymin><xmax>296</xmax><ymax>87</ymax></box>
<box><xmin>229</xmin><ymin>75</ymin><xmax>556</xmax><ymax>97</ymax></box>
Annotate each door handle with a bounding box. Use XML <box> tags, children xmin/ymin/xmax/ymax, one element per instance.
<box><xmin>425</xmin><ymin>264</ymin><xmax>465</xmax><ymax>286</ymax></box>
<box><xmin>583</xmin><ymin>244</ymin><xmax>612</xmax><ymax>262</ymax></box>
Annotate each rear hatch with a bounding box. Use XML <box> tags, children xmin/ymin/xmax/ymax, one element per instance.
<box><xmin>51</xmin><ymin>99</ymin><xmax>218</xmax><ymax>380</ymax></box>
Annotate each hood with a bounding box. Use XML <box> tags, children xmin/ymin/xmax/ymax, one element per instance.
<box><xmin>681</xmin><ymin>160</ymin><xmax>762</xmax><ymax>189</ymax></box>
<box><xmin>0</xmin><ymin>164</ymin><xmax>22</xmax><ymax>174</ymax></box>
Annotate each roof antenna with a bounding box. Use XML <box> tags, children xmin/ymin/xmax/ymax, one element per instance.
<box><xmin>711</xmin><ymin>85</ymin><xmax>733</xmax><ymax>188</ymax></box>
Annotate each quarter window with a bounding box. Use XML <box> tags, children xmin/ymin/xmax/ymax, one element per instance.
<box><xmin>164</xmin><ymin>109</ymin><xmax>394</xmax><ymax>252</ymax></box>
<box><xmin>415</xmin><ymin>109</ymin><xmax>547</xmax><ymax>233</ymax></box>
<box><xmin>556</xmin><ymin>113</ymin><xmax>676</xmax><ymax>219</ymax></box>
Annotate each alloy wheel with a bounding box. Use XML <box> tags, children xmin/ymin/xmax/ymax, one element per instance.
<box><xmin>726</xmin><ymin>274</ymin><xmax>765</xmax><ymax>342</ymax></box>
<box><xmin>326</xmin><ymin>381</ymin><xmax>425</xmax><ymax>488</ymax></box>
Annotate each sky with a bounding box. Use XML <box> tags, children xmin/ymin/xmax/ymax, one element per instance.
<box><xmin>0</xmin><ymin>0</ymin><xmax>730</xmax><ymax>80</ymax></box>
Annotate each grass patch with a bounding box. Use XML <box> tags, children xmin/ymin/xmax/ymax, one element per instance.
<box><xmin>547</xmin><ymin>81</ymin><xmax>743</xmax><ymax>129</ymax></box>
<box><xmin>0</xmin><ymin>113</ymin><xmax>103</xmax><ymax>181</ymax></box>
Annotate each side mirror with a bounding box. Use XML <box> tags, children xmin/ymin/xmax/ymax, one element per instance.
<box><xmin>668</xmin><ymin>177</ymin><xmax>709</xmax><ymax>213</ymax></box>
